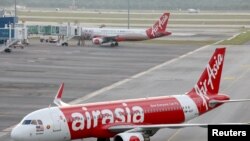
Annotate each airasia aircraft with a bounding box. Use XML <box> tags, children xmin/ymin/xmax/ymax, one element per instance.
<box><xmin>82</xmin><ymin>12</ymin><xmax>171</xmax><ymax>46</ymax></box>
<box><xmin>11</xmin><ymin>48</ymin><xmax>250</xmax><ymax>141</ymax></box>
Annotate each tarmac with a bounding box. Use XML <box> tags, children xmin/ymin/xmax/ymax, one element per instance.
<box><xmin>0</xmin><ymin>41</ymin><xmax>200</xmax><ymax>141</ymax></box>
<box><xmin>0</xmin><ymin>25</ymin><xmax>249</xmax><ymax>141</ymax></box>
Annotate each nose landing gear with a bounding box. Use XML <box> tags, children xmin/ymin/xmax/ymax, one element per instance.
<box><xmin>111</xmin><ymin>42</ymin><xmax>119</xmax><ymax>47</ymax></box>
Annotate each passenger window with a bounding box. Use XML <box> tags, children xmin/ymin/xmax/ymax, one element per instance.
<box><xmin>31</xmin><ymin>120</ymin><xmax>37</xmax><ymax>125</ymax></box>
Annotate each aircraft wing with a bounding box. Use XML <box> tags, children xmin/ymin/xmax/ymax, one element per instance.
<box><xmin>109</xmin><ymin>123</ymin><xmax>249</xmax><ymax>133</ymax></box>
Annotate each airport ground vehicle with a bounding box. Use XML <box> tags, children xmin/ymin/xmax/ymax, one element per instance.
<box><xmin>40</xmin><ymin>36</ymin><xmax>58</xmax><ymax>43</ymax></box>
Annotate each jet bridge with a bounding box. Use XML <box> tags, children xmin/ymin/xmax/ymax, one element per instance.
<box><xmin>0</xmin><ymin>17</ymin><xmax>28</xmax><ymax>53</ymax></box>
<box><xmin>0</xmin><ymin>25</ymin><xmax>28</xmax><ymax>53</ymax></box>
<box><xmin>27</xmin><ymin>24</ymin><xmax>82</xmax><ymax>46</ymax></box>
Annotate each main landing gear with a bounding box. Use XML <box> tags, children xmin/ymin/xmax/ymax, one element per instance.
<box><xmin>111</xmin><ymin>42</ymin><xmax>119</xmax><ymax>47</ymax></box>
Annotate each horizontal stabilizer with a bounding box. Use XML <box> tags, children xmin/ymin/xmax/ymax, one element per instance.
<box><xmin>209</xmin><ymin>99</ymin><xmax>250</xmax><ymax>107</ymax></box>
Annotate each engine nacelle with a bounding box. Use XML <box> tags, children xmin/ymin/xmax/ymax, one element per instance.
<box><xmin>114</xmin><ymin>133</ymin><xmax>144</xmax><ymax>141</ymax></box>
<box><xmin>92</xmin><ymin>38</ymin><xmax>103</xmax><ymax>45</ymax></box>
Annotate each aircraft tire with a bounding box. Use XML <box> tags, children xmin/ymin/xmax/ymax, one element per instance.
<box><xmin>115</xmin><ymin>42</ymin><xmax>118</xmax><ymax>46</ymax></box>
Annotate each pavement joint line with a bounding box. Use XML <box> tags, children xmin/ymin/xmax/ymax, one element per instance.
<box><xmin>71</xmin><ymin>39</ymin><xmax>224</xmax><ymax>105</ymax></box>
<box><xmin>226</xmin><ymin>32</ymin><xmax>241</xmax><ymax>41</ymax></box>
<box><xmin>167</xmin><ymin>129</ymin><xmax>182</xmax><ymax>141</ymax></box>
<box><xmin>2</xmin><ymin>125</ymin><xmax>16</xmax><ymax>132</ymax></box>
<box><xmin>0</xmin><ymin>125</ymin><xmax>17</xmax><ymax>138</ymax></box>
<box><xmin>165</xmin><ymin>38</ymin><xmax>237</xmax><ymax>141</ymax></box>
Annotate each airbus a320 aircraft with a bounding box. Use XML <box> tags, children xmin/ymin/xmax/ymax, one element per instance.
<box><xmin>81</xmin><ymin>12</ymin><xmax>171</xmax><ymax>46</ymax></box>
<box><xmin>11</xmin><ymin>48</ymin><xmax>250</xmax><ymax>141</ymax></box>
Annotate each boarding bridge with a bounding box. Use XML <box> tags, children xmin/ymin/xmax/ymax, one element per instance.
<box><xmin>0</xmin><ymin>25</ymin><xmax>28</xmax><ymax>53</ymax></box>
<box><xmin>27</xmin><ymin>24</ymin><xmax>82</xmax><ymax>46</ymax></box>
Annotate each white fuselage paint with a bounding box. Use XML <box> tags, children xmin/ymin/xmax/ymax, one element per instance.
<box><xmin>82</xmin><ymin>28</ymin><xmax>148</xmax><ymax>39</ymax></box>
<box><xmin>173</xmin><ymin>95</ymin><xmax>199</xmax><ymax>121</ymax></box>
<box><xmin>11</xmin><ymin>107</ymin><xmax>70</xmax><ymax>141</ymax></box>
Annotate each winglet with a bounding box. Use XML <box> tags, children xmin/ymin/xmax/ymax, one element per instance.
<box><xmin>54</xmin><ymin>83</ymin><xmax>69</xmax><ymax>106</ymax></box>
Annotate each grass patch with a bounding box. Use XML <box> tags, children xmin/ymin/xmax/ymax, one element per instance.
<box><xmin>218</xmin><ymin>30</ymin><xmax>250</xmax><ymax>45</ymax></box>
<box><xmin>139</xmin><ymin>39</ymin><xmax>216</xmax><ymax>46</ymax></box>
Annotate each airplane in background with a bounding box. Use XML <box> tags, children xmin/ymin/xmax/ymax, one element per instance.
<box><xmin>11</xmin><ymin>48</ymin><xmax>250</xmax><ymax>141</ymax></box>
<box><xmin>81</xmin><ymin>12</ymin><xmax>171</xmax><ymax>47</ymax></box>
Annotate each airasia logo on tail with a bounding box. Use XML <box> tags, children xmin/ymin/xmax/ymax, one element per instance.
<box><xmin>151</xmin><ymin>14</ymin><xmax>168</xmax><ymax>37</ymax></box>
<box><xmin>194</xmin><ymin>54</ymin><xmax>224</xmax><ymax>110</ymax></box>
<box><xmin>146</xmin><ymin>13</ymin><xmax>169</xmax><ymax>38</ymax></box>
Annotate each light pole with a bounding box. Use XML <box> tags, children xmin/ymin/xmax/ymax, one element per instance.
<box><xmin>14</xmin><ymin>0</ymin><xmax>17</xmax><ymax>28</ymax></box>
<box><xmin>72</xmin><ymin>0</ymin><xmax>76</xmax><ymax>9</ymax></box>
<box><xmin>14</xmin><ymin>0</ymin><xmax>17</xmax><ymax>17</ymax></box>
<box><xmin>127</xmin><ymin>0</ymin><xmax>130</xmax><ymax>29</ymax></box>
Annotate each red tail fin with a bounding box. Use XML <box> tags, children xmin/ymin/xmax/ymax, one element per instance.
<box><xmin>188</xmin><ymin>48</ymin><xmax>226</xmax><ymax>97</ymax></box>
<box><xmin>146</xmin><ymin>12</ymin><xmax>170</xmax><ymax>39</ymax></box>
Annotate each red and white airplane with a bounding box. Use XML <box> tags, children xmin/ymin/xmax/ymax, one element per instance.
<box><xmin>82</xmin><ymin>12</ymin><xmax>171</xmax><ymax>46</ymax></box>
<box><xmin>11</xmin><ymin>48</ymin><xmax>250</xmax><ymax>141</ymax></box>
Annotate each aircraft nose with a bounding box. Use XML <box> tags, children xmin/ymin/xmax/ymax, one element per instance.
<box><xmin>11</xmin><ymin>126</ymin><xmax>23</xmax><ymax>141</ymax></box>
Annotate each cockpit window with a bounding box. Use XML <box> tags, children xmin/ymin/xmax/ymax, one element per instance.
<box><xmin>22</xmin><ymin>120</ymin><xmax>42</xmax><ymax>125</ymax></box>
<box><xmin>37</xmin><ymin>120</ymin><xmax>43</xmax><ymax>125</ymax></box>
<box><xmin>22</xmin><ymin>120</ymin><xmax>32</xmax><ymax>125</ymax></box>
<box><xmin>31</xmin><ymin>120</ymin><xmax>37</xmax><ymax>125</ymax></box>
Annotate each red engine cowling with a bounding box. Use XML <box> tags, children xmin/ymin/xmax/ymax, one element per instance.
<box><xmin>114</xmin><ymin>133</ymin><xmax>144</xmax><ymax>141</ymax></box>
<box><xmin>92</xmin><ymin>38</ymin><xmax>103</xmax><ymax>45</ymax></box>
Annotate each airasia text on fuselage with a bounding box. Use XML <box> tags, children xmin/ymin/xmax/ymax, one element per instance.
<box><xmin>70</xmin><ymin>104</ymin><xmax>144</xmax><ymax>131</ymax></box>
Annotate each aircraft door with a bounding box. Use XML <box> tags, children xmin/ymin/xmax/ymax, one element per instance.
<box><xmin>175</xmin><ymin>95</ymin><xmax>199</xmax><ymax>121</ymax></box>
<box><xmin>49</xmin><ymin>108</ymin><xmax>62</xmax><ymax>132</ymax></box>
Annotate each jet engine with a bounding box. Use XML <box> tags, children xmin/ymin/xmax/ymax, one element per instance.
<box><xmin>114</xmin><ymin>133</ymin><xmax>146</xmax><ymax>141</ymax></box>
<box><xmin>92</xmin><ymin>38</ymin><xmax>103</xmax><ymax>45</ymax></box>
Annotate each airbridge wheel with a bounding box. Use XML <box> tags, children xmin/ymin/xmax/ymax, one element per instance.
<box><xmin>4</xmin><ymin>48</ymin><xmax>11</xmax><ymax>53</ymax></box>
<box><xmin>97</xmin><ymin>138</ymin><xmax>110</xmax><ymax>141</ymax></box>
